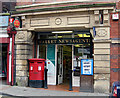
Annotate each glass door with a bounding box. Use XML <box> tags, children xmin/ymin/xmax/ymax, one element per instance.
<box><xmin>46</xmin><ymin>44</ymin><xmax>56</xmax><ymax>85</ymax></box>
<box><xmin>57</xmin><ymin>45</ymin><xmax>63</xmax><ymax>84</ymax></box>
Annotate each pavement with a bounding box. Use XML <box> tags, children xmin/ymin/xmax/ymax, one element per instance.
<box><xmin>0</xmin><ymin>81</ymin><xmax>111</xmax><ymax>97</ymax></box>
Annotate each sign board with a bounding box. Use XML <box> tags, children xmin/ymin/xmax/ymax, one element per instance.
<box><xmin>112</xmin><ymin>13</ymin><xmax>119</xmax><ymax>20</ymax></box>
<box><xmin>93</xmin><ymin>26</ymin><xmax>96</xmax><ymax>37</ymax></box>
<box><xmin>39</xmin><ymin>38</ymin><xmax>90</xmax><ymax>44</ymax></box>
<box><xmin>9</xmin><ymin>18</ymin><xmax>14</xmax><ymax>24</ymax></box>
<box><xmin>13</xmin><ymin>19</ymin><xmax>20</xmax><ymax>28</ymax></box>
<box><xmin>81</xmin><ymin>59</ymin><xmax>93</xmax><ymax>75</ymax></box>
<box><xmin>0</xmin><ymin>16</ymin><xmax>9</xmax><ymax>26</ymax></box>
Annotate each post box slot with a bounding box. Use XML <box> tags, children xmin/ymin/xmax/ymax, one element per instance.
<box><xmin>38</xmin><ymin>62</ymin><xmax>42</xmax><ymax>63</ymax></box>
<box><xmin>30</xmin><ymin>62</ymin><xmax>34</xmax><ymax>63</ymax></box>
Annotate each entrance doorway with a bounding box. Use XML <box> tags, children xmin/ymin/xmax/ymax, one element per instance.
<box><xmin>57</xmin><ymin>45</ymin><xmax>72</xmax><ymax>85</ymax></box>
<box><xmin>37</xmin><ymin>30</ymin><xmax>93</xmax><ymax>91</ymax></box>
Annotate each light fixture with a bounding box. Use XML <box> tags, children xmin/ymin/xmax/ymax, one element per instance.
<box><xmin>52</xmin><ymin>31</ymin><xmax>73</xmax><ymax>34</ymax></box>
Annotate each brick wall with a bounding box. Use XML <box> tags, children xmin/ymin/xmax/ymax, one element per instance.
<box><xmin>116</xmin><ymin>1</ymin><xmax>120</xmax><ymax>9</ymax></box>
<box><xmin>110</xmin><ymin>12</ymin><xmax>120</xmax><ymax>88</ymax></box>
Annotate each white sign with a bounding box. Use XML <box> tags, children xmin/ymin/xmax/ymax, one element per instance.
<box><xmin>81</xmin><ymin>59</ymin><xmax>93</xmax><ymax>75</ymax></box>
<box><xmin>112</xmin><ymin>13</ymin><xmax>119</xmax><ymax>20</ymax></box>
<box><xmin>46</xmin><ymin>59</ymin><xmax>55</xmax><ymax>76</ymax></box>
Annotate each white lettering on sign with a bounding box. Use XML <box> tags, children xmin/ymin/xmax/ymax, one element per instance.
<box><xmin>112</xmin><ymin>14</ymin><xmax>119</xmax><ymax>20</ymax></box>
<box><xmin>83</xmin><ymin>61</ymin><xmax>91</xmax><ymax>74</ymax></box>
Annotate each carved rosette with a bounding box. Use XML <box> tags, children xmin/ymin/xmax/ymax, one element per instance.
<box><xmin>16</xmin><ymin>31</ymin><xmax>25</xmax><ymax>39</ymax></box>
<box><xmin>97</xmin><ymin>29</ymin><xmax>107</xmax><ymax>37</ymax></box>
<box><xmin>55</xmin><ymin>18</ymin><xmax>62</xmax><ymax>25</ymax></box>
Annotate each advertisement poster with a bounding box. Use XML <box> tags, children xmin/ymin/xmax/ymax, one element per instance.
<box><xmin>46</xmin><ymin>59</ymin><xmax>55</xmax><ymax>76</ymax></box>
<box><xmin>81</xmin><ymin>59</ymin><xmax>93</xmax><ymax>75</ymax></box>
<box><xmin>0</xmin><ymin>16</ymin><xmax>9</xmax><ymax>26</ymax></box>
<box><xmin>47</xmin><ymin>45</ymin><xmax>55</xmax><ymax>76</ymax></box>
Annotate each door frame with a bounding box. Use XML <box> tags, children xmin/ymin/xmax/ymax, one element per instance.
<box><xmin>56</xmin><ymin>44</ymin><xmax>73</xmax><ymax>85</ymax></box>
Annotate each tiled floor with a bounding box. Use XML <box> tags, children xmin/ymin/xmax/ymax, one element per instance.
<box><xmin>39</xmin><ymin>83</ymin><xmax>80</xmax><ymax>92</ymax></box>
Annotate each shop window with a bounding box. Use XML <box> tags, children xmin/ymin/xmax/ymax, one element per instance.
<box><xmin>57</xmin><ymin>34</ymin><xmax>72</xmax><ymax>38</ymax></box>
<box><xmin>31</xmin><ymin>0</ymin><xmax>36</xmax><ymax>3</ymax></box>
<box><xmin>2</xmin><ymin>7</ymin><xmax>9</xmax><ymax>13</ymax></box>
<box><xmin>48</xmin><ymin>34</ymin><xmax>57</xmax><ymax>39</ymax></box>
<box><xmin>74</xmin><ymin>33</ymin><xmax>90</xmax><ymax>38</ymax></box>
<box><xmin>99</xmin><ymin>10</ymin><xmax>103</xmax><ymax>24</ymax></box>
<box><xmin>73</xmin><ymin>44</ymin><xmax>91</xmax><ymax>76</ymax></box>
<box><xmin>39</xmin><ymin>45</ymin><xmax>46</xmax><ymax>59</ymax></box>
<box><xmin>39</xmin><ymin>34</ymin><xmax>56</xmax><ymax>39</ymax></box>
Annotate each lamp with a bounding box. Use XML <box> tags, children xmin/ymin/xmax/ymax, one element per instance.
<box><xmin>52</xmin><ymin>31</ymin><xmax>73</xmax><ymax>34</ymax></box>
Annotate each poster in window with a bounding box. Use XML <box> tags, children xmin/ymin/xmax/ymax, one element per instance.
<box><xmin>81</xmin><ymin>59</ymin><xmax>93</xmax><ymax>75</ymax></box>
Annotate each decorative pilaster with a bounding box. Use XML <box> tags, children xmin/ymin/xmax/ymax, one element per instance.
<box><xmin>15</xmin><ymin>30</ymin><xmax>34</xmax><ymax>86</ymax></box>
<box><xmin>91</xmin><ymin>26</ymin><xmax>111</xmax><ymax>93</ymax></box>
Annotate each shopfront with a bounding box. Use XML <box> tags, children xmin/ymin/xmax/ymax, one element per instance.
<box><xmin>36</xmin><ymin>30</ymin><xmax>93</xmax><ymax>87</ymax></box>
<box><xmin>12</xmin><ymin>1</ymin><xmax>115</xmax><ymax>93</ymax></box>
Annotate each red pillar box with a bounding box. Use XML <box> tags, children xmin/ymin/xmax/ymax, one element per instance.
<box><xmin>28</xmin><ymin>58</ymin><xmax>45</xmax><ymax>88</ymax></box>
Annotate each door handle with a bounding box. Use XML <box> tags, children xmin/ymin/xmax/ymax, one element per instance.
<box><xmin>59</xmin><ymin>75</ymin><xmax>62</xmax><ymax>77</ymax></box>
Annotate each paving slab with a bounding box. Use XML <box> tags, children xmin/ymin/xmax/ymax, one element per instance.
<box><xmin>0</xmin><ymin>84</ymin><xmax>111</xmax><ymax>97</ymax></box>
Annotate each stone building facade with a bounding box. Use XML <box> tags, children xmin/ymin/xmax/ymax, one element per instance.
<box><xmin>10</xmin><ymin>0</ymin><xmax>120</xmax><ymax>93</ymax></box>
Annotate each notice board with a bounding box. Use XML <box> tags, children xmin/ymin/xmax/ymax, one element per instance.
<box><xmin>81</xmin><ymin>59</ymin><xmax>93</xmax><ymax>75</ymax></box>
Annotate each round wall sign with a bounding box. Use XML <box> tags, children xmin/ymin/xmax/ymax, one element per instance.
<box><xmin>13</xmin><ymin>19</ymin><xmax>20</xmax><ymax>28</ymax></box>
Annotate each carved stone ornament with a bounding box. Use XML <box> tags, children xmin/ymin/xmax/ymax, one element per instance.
<box><xmin>17</xmin><ymin>32</ymin><xmax>25</xmax><ymax>39</ymax></box>
<box><xmin>55</xmin><ymin>18</ymin><xmax>62</xmax><ymax>25</ymax></box>
<box><xmin>97</xmin><ymin>29</ymin><xmax>107</xmax><ymax>37</ymax></box>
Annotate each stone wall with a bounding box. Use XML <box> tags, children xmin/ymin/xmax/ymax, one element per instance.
<box><xmin>92</xmin><ymin>10</ymin><xmax>111</xmax><ymax>93</ymax></box>
<box><xmin>15</xmin><ymin>30</ymin><xmax>33</xmax><ymax>86</ymax></box>
<box><xmin>93</xmin><ymin>41</ymin><xmax>110</xmax><ymax>93</ymax></box>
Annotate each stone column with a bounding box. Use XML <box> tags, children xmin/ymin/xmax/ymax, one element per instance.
<box><xmin>15</xmin><ymin>30</ymin><xmax>33</xmax><ymax>86</ymax></box>
<box><xmin>91</xmin><ymin>27</ymin><xmax>111</xmax><ymax>93</ymax></box>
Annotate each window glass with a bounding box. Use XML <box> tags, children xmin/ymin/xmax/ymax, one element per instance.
<box><xmin>99</xmin><ymin>10</ymin><xmax>103</xmax><ymax>24</ymax></box>
<box><xmin>39</xmin><ymin>45</ymin><xmax>46</xmax><ymax>59</ymax></box>
<box><xmin>74</xmin><ymin>33</ymin><xmax>90</xmax><ymax>38</ymax></box>
<box><xmin>40</xmin><ymin>34</ymin><xmax>56</xmax><ymax>39</ymax></box>
<box><xmin>73</xmin><ymin>44</ymin><xmax>91</xmax><ymax>76</ymax></box>
<box><xmin>57</xmin><ymin>34</ymin><xmax>72</xmax><ymax>38</ymax></box>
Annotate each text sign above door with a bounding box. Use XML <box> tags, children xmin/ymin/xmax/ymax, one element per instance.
<box><xmin>38</xmin><ymin>38</ymin><xmax>90</xmax><ymax>44</ymax></box>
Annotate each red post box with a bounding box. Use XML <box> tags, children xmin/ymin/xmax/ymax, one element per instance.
<box><xmin>28</xmin><ymin>58</ymin><xmax>45</xmax><ymax>88</ymax></box>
